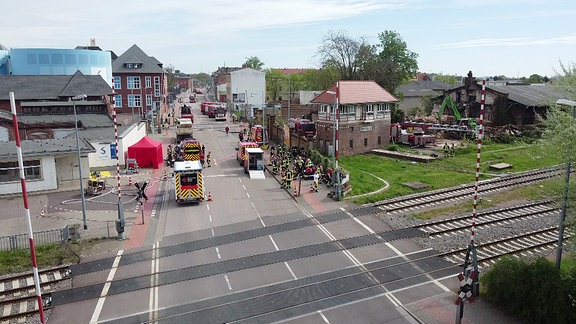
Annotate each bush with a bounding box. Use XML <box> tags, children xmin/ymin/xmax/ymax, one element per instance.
<box><xmin>481</xmin><ymin>256</ymin><xmax>576</xmax><ymax>324</ymax></box>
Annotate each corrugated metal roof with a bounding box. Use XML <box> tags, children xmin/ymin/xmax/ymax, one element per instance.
<box><xmin>0</xmin><ymin>71</ymin><xmax>113</xmax><ymax>100</ymax></box>
<box><xmin>112</xmin><ymin>44</ymin><xmax>164</xmax><ymax>73</ymax></box>
<box><xmin>311</xmin><ymin>81</ymin><xmax>398</xmax><ymax>105</ymax></box>
<box><xmin>487</xmin><ymin>84</ymin><xmax>567</xmax><ymax>107</ymax></box>
<box><xmin>0</xmin><ymin>138</ymin><xmax>95</xmax><ymax>158</ymax></box>
<box><xmin>396</xmin><ymin>80</ymin><xmax>452</xmax><ymax>98</ymax></box>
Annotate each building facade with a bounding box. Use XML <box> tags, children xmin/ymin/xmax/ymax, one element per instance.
<box><xmin>112</xmin><ymin>45</ymin><xmax>168</xmax><ymax>126</ymax></box>
<box><xmin>0</xmin><ymin>47</ymin><xmax>112</xmax><ymax>88</ymax></box>
<box><xmin>311</xmin><ymin>81</ymin><xmax>398</xmax><ymax>156</ymax></box>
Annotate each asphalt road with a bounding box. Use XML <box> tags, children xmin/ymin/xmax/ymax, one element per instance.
<box><xmin>45</xmin><ymin>93</ymin><xmax>517</xmax><ymax>324</ymax></box>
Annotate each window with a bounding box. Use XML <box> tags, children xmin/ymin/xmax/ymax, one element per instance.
<box><xmin>127</xmin><ymin>95</ymin><xmax>142</xmax><ymax>107</ymax></box>
<box><xmin>145</xmin><ymin>76</ymin><xmax>152</xmax><ymax>88</ymax></box>
<box><xmin>378</xmin><ymin>136</ymin><xmax>381</xmax><ymax>145</ymax></box>
<box><xmin>127</xmin><ymin>76</ymin><xmax>141</xmax><ymax>89</ymax></box>
<box><xmin>146</xmin><ymin>94</ymin><xmax>153</xmax><ymax>107</ymax></box>
<box><xmin>364</xmin><ymin>138</ymin><xmax>368</xmax><ymax>146</ymax></box>
<box><xmin>0</xmin><ymin>160</ymin><xmax>41</xmax><ymax>183</ymax></box>
<box><xmin>114</xmin><ymin>76</ymin><xmax>121</xmax><ymax>90</ymax></box>
<box><xmin>115</xmin><ymin>94</ymin><xmax>122</xmax><ymax>107</ymax></box>
<box><xmin>154</xmin><ymin>76</ymin><xmax>161</xmax><ymax>97</ymax></box>
<box><xmin>349</xmin><ymin>140</ymin><xmax>353</xmax><ymax>148</ymax></box>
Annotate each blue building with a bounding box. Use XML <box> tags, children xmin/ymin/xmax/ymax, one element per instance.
<box><xmin>0</xmin><ymin>47</ymin><xmax>112</xmax><ymax>87</ymax></box>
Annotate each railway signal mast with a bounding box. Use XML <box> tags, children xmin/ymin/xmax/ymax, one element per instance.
<box><xmin>455</xmin><ymin>80</ymin><xmax>486</xmax><ymax>323</ymax></box>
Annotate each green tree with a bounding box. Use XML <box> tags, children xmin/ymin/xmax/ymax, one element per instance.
<box><xmin>540</xmin><ymin>61</ymin><xmax>576</xmax><ymax>243</ymax></box>
<box><xmin>265</xmin><ymin>69</ymin><xmax>286</xmax><ymax>101</ymax></box>
<box><xmin>527</xmin><ymin>74</ymin><xmax>545</xmax><ymax>83</ymax></box>
<box><xmin>317</xmin><ymin>30</ymin><xmax>366</xmax><ymax>80</ymax></box>
<box><xmin>244</xmin><ymin>56</ymin><xmax>265</xmax><ymax>70</ymax></box>
<box><xmin>364</xmin><ymin>30</ymin><xmax>418</xmax><ymax>91</ymax></box>
<box><xmin>433</xmin><ymin>73</ymin><xmax>458</xmax><ymax>85</ymax></box>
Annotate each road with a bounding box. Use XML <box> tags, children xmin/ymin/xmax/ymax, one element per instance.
<box><xmin>45</xmin><ymin>92</ymin><xmax>512</xmax><ymax>324</ymax></box>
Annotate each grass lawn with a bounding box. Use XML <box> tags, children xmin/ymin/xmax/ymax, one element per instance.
<box><xmin>340</xmin><ymin>141</ymin><xmax>562</xmax><ymax>204</ymax></box>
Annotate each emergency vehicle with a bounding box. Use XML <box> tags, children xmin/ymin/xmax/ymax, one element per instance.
<box><xmin>250</xmin><ymin>125</ymin><xmax>264</xmax><ymax>145</ymax></box>
<box><xmin>244</xmin><ymin>147</ymin><xmax>265</xmax><ymax>179</ymax></box>
<box><xmin>173</xmin><ymin>160</ymin><xmax>204</xmax><ymax>203</ymax></box>
<box><xmin>390</xmin><ymin>123</ymin><xmax>436</xmax><ymax>147</ymax></box>
<box><xmin>214</xmin><ymin>106</ymin><xmax>227</xmax><ymax>121</ymax></box>
<box><xmin>181</xmin><ymin>139</ymin><xmax>202</xmax><ymax>161</ymax></box>
<box><xmin>236</xmin><ymin>141</ymin><xmax>259</xmax><ymax>166</ymax></box>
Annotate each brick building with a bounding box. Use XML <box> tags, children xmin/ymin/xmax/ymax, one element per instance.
<box><xmin>112</xmin><ymin>44</ymin><xmax>168</xmax><ymax>125</ymax></box>
<box><xmin>311</xmin><ymin>81</ymin><xmax>397</xmax><ymax>156</ymax></box>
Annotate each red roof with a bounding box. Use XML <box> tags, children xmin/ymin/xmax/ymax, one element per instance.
<box><xmin>311</xmin><ymin>80</ymin><xmax>398</xmax><ymax>105</ymax></box>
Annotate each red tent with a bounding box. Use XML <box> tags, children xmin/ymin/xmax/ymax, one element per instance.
<box><xmin>127</xmin><ymin>136</ymin><xmax>164</xmax><ymax>169</ymax></box>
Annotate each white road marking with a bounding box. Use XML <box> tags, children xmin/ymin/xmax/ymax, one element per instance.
<box><xmin>224</xmin><ymin>274</ymin><xmax>232</xmax><ymax>290</ymax></box>
<box><xmin>206</xmin><ymin>204</ymin><xmax>210</xmax><ymax>211</ymax></box>
<box><xmin>269</xmin><ymin>235</ymin><xmax>279</xmax><ymax>250</ymax></box>
<box><xmin>318</xmin><ymin>310</ymin><xmax>331</xmax><ymax>323</ymax></box>
<box><xmin>148</xmin><ymin>243</ymin><xmax>160</xmax><ymax>323</ymax></box>
<box><xmin>90</xmin><ymin>249</ymin><xmax>123</xmax><ymax>324</ymax></box>
<box><xmin>284</xmin><ymin>262</ymin><xmax>297</xmax><ymax>280</ymax></box>
<box><xmin>211</xmin><ymin>228</ymin><xmax>215</xmax><ymax>237</ymax></box>
<box><xmin>246</xmin><ymin>192</ymin><xmax>251</xmax><ymax>199</ymax></box>
<box><xmin>242</xmin><ymin>185</ymin><xmax>247</xmax><ymax>191</ymax></box>
<box><xmin>216</xmin><ymin>247</ymin><xmax>221</xmax><ymax>259</ymax></box>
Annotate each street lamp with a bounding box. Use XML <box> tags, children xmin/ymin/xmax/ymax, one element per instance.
<box><xmin>326</xmin><ymin>82</ymin><xmax>341</xmax><ymax>200</ymax></box>
<box><xmin>72</xmin><ymin>94</ymin><xmax>88</xmax><ymax>230</ymax></box>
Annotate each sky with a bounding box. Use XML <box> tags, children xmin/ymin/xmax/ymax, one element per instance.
<box><xmin>2</xmin><ymin>0</ymin><xmax>575</xmax><ymax>79</ymax></box>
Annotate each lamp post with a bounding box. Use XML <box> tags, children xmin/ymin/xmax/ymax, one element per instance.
<box><xmin>72</xmin><ymin>94</ymin><xmax>88</xmax><ymax>230</ymax></box>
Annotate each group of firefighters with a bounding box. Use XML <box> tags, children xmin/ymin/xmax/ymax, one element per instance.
<box><xmin>443</xmin><ymin>143</ymin><xmax>456</xmax><ymax>157</ymax></box>
<box><xmin>166</xmin><ymin>143</ymin><xmax>212</xmax><ymax>168</ymax></box>
<box><xmin>269</xmin><ymin>144</ymin><xmax>333</xmax><ymax>193</ymax></box>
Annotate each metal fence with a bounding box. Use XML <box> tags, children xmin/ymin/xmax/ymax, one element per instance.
<box><xmin>0</xmin><ymin>225</ymin><xmax>70</xmax><ymax>252</ymax></box>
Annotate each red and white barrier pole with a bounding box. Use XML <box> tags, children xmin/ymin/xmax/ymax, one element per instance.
<box><xmin>112</xmin><ymin>80</ymin><xmax>125</xmax><ymax>240</ymax></box>
<box><xmin>470</xmin><ymin>80</ymin><xmax>486</xmax><ymax>246</ymax></box>
<box><xmin>10</xmin><ymin>92</ymin><xmax>46</xmax><ymax>323</ymax></box>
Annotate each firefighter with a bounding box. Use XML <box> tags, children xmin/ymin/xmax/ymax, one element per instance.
<box><xmin>285</xmin><ymin>169</ymin><xmax>293</xmax><ymax>189</ymax></box>
<box><xmin>450</xmin><ymin>143</ymin><xmax>456</xmax><ymax>157</ymax></box>
<box><xmin>443</xmin><ymin>143</ymin><xmax>449</xmax><ymax>157</ymax></box>
<box><xmin>207</xmin><ymin>151</ymin><xmax>212</xmax><ymax>167</ymax></box>
<box><xmin>225</xmin><ymin>125</ymin><xmax>230</xmax><ymax>136</ymax></box>
<box><xmin>271</xmin><ymin>155</ymin><xmax>278</xmax><ymax>174</ymax></box>
<box><xmin>296</xmin><ymin>156</ymin><xmax>304</xmax><ymax>176</ymax></box>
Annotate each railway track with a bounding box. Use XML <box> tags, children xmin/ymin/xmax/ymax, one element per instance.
<box><xmin>414</xmin><ymin>200</ymin><xmax>558</xmax><ymax>237</ymax></box>
<box><xmin>440</xmin><ymin>227</ymin><xmax>573</xmax><ymax>268</ymax></box>
<box><xmin>0</xmin><ymin>265</ymin><xmax>71</xmax><ymax>323</ymax></box>
<box><xmin>372</xmin><ymin>166</ymin><xmax>564</xmax><ymax>213</ymax></box>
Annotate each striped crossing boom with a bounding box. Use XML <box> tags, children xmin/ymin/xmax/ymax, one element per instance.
<box><xmin>470</xmin><ymin>79</ymin><xmax>486</xmax><ymax>246</ymax></box>
<box><xmin>10</xmin><ymin>92</ymin><xmax>46</xmax><ymax>323</ymax></box>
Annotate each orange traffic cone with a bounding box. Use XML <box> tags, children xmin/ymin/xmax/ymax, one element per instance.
<box><xmin>207</xmin><ymin>192</ymin><xmax>212</xmax><ymax>201</ymax></box>
<box><xmin>309</xmin><ymin>182</ymin><xmax>314</xmax><ymax>193</ymax></box>
<box><xmin>293</xmin><ymin>186</ymin><xmax>298</xmax><ymax>197</ymax></box>
<box><xmin>128</xmin><ymin>176</ymin><xmax>132</xmax><ymax>186</ymax></box>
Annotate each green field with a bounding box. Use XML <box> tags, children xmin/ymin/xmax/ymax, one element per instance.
<box><xmin>340</xmin><ymin>141</ymin><xmax>562</xmax><ymax>204</ymax></box>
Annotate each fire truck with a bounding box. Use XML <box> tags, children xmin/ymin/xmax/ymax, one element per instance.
<box><xmin>214</xmin><ymin>106</ymin><xmax>227</xmax><ymax>121</ymax></box>
<box><xmin>181</xmin><ymin>139</ymin><xmax>202</xmax><ymax>161</ymax></box>
<box><xmin>250</xmin><ymin>125</ymin><xmax>264</xmax><ymax>145</ymax></box>
<box><xmin>173</xmin><ymin>160</ymin><xmax>204</xmax><ymax>203</ymax></box>
<box><xmin>180</xmin><ymin>104</ymin><xmax>194</xmax><ymax>123</ymax></box>
<box><xmin>390</xmin><ymin>123</ymin><xmax>436</xmax><ymax>147</ymax></box>
<box><xmin>236</xmin><ymin>141</ymin><xmax>260</xmax><ymax>166</ymax></box>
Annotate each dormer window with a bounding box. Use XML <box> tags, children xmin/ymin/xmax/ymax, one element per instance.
<box><xmin>124</xmin><ymin>63</ymin><xmax>141</xmax><ymax>69</ymax></box>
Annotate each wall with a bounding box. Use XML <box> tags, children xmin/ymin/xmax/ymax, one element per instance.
<box><xmin>0</xmin><ymin>156</ymin><xmax>58</xmax><ymax>194</ymax></box>
<box><xmin>87</xmin><ymin>122</ymin><xmax>146</xmax><ymax>168</ymax></box>
<box><xmin>230</xmin><ymin>69</ymin><xmax>266</xmax><ymax>109</ymax></box>
<box><xmin>316</xmin><ymin>119</ymin><xmax>391</xmax><ymax>156</ymax></box>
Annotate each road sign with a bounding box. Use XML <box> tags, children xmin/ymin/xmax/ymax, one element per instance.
<box><xmin>455</xmin><ymin>270</ymin><xmax>477</xmax><ymax>305</ymax></box>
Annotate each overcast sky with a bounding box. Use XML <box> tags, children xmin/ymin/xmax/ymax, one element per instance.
<box><xmin>2</xmin><ymin>0</ymin><xmax>575</xmax><ymax>79</ymax></box>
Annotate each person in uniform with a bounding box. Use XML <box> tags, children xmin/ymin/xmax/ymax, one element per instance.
<box><xmin>285</xmin><ymin>169</ymin><xmax>293</xmax><ymax>190</ymax></box>
<box><xmin>313</xmin><ymin>171</ymin><xmax>319</xmax><ymax>192</ymax></box>
<box><xmin>207</xmin><ymin>151</ymin><xmax>212</xmax><ymax>167</ymax></box>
